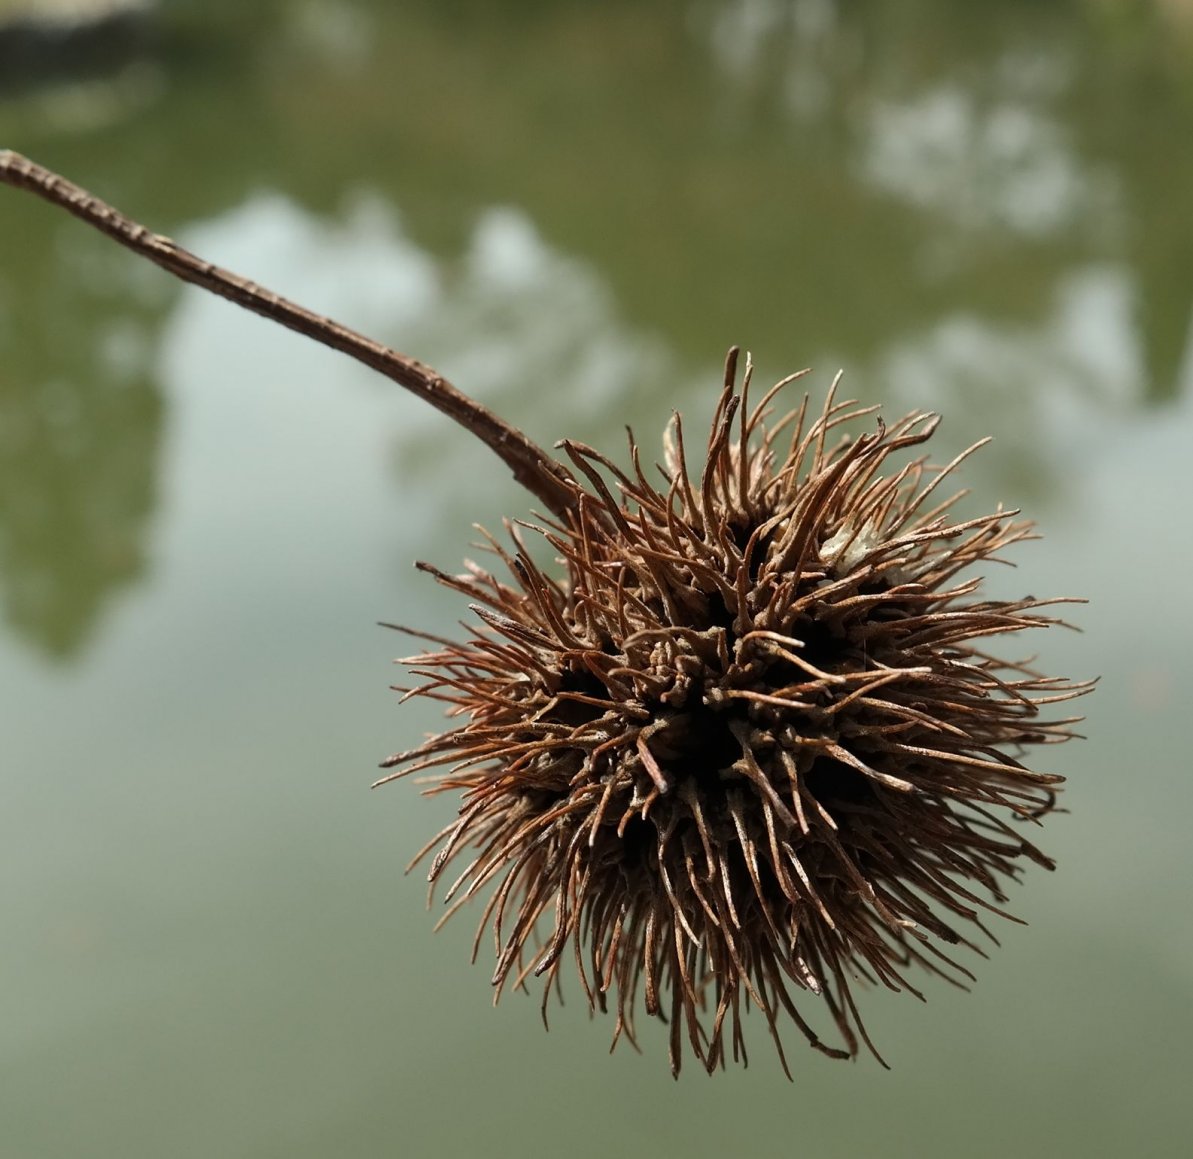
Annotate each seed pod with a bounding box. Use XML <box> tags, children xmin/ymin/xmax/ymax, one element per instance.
<box><xmin>377</xmin><ymin>351</ymin><xmax>1090</xmax><ymax>1076</ymax></box>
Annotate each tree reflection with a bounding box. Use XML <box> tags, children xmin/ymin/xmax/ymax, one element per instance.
<box><xmin>139</xmin><ymin>0</ymin><xmax>1190</xmax><ymax>405</ymax></box>
<box><xmin>0</xmin><ymin>209</ymin><xmax>163</xmax><ymax>659</ymax></box>
<box><xmin>2</xmin><ymin>0</ymin><xmax>1191</xmax><ymax>657</ymax></box>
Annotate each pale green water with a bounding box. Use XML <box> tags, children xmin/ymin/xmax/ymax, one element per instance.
<box><xmin>1</xmin><ymin>2</ymin><xmax>1191</xmax><ymax>1156</ymax></box>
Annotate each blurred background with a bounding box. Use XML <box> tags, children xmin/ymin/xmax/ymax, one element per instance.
<box><xmin>1</xmin><ymin>1</ymin><xmax>1190</xmax><ymax>1155</ymax></box>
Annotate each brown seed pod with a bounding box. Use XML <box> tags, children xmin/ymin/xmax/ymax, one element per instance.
<box><xmin>0</xmin><ymin>155</ymin><xmax>1090</xmax><ymax>1080</ymax></box>
<box><xmin>377</xmin><ymin>350</ymin><xmax>1089</xmax><ymax>1077</ymax></box>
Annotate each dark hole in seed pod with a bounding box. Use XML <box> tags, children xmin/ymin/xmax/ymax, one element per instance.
<box><xmin>552</xmin><ymin>663</ymin><xmax>613</xmax><ymax>728</ymax></box>
<box><xmin>760</xmin><ymin>655</ymin><xmax>815</xmax><ymax>694</ymax></box>
<box><xmin>705</xmin><ymin>592</ymin><xmax>743</xmax><ymax>663</ymax></box>
<box><xmin>791</xmin><ymin>615</ymin><xmax>847</xmax><ymax>673</ymax></box>
<box><xmin>706</xmin><ymin>589</ymin><xmax>737</xmax><ymax>636</ymax></box>
<box><xmin>618</xmin><ymin>815</ymin><xmax>656</xmax><ymax>872</ymax></box>
<box><xmin>858</xmin><ymin>574</ymin><xmax>894</xmax><ymax>597</ymax></box>
<box><xmin>652</xmin><ymin>694</ymin><xmax>742</xmax><ymax>798</ymax></box>
<box><xmin>690</xmin><ymin>712</ymin><xmax>743</xmax><ymax>796</ymax></box>
<box><xmin>803</xmin><ymin>756</ymin><xmax>877</xmax><ymax>821</ymax></box>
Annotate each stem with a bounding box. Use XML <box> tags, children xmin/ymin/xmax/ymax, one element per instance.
<box><xmin>0</xmin><ymin>150</ymin><xmax>578</xmax><ymax>518</ymax></box>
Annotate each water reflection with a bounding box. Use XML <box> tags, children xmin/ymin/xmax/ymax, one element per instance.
<box><xmin>163</xmin><ymin>193</ymin><xmax>676</xmax><ymax>520</ymax></box>
<box><xmin>3</xmin><ymin>0</ymin><xmax>1192</xmax><ymax>660</ymax></box>
<box><xmin>877</xmin><ymin>266</ymin><xmax>1139</xmax><ymax>505</ymax></box>
<box><xmin>694</xmin><ymin>0</ymin><xmax>1193</xmax><ymax>402</ymax></box>
<box><xmin>0</xmin><ymin>210</ymin><xmax>163</xmax><ymax>659</ymax></box>
<box><xmin>862</xmin><ymin>81</ymin><xmax>1108</xmax><ymax>239</ymax></box>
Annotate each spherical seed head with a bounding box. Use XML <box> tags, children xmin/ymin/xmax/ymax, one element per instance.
<box><xmin>378</xmin><ymin>350</ymin><xmax>1090</xmax><ymax>1077</ymax></box>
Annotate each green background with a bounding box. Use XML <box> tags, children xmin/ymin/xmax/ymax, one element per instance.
<box><xmin>1</xmin><ymin>1</ymin><xmax>1190</xmax><ymax>1155</ymax></box>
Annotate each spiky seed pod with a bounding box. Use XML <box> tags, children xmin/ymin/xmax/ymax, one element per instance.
<box><xmin>378</xmin><ymin>350</ymin><xmax>1088</xmax><ymax>1077</ymax></box>
<box><xmin>0</xmin><ymin>159</ymin><xmax>1090</xmax><ymax>1078</ymax></box>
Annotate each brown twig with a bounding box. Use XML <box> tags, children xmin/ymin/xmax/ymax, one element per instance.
<box><xmin>0</xmin><ymin>150</ymin><xmax>578</xmax><ymax>518</ymax></box>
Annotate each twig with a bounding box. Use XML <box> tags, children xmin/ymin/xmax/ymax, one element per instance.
<box><xmin>0</xmin><ymin>150</ymin><xmax>578</xmax><ymax>518</ymax></box>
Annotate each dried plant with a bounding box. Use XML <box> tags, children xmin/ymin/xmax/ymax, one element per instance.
<box><xmin>376</xmin><ymin>351</ymin><xmax>1089</xmax><ymax>1074</ymax></box>
<box><xmin>1</xmin><ymin>152</ymin><xmax>1090</xmax><ymax>1077</ymax></box>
